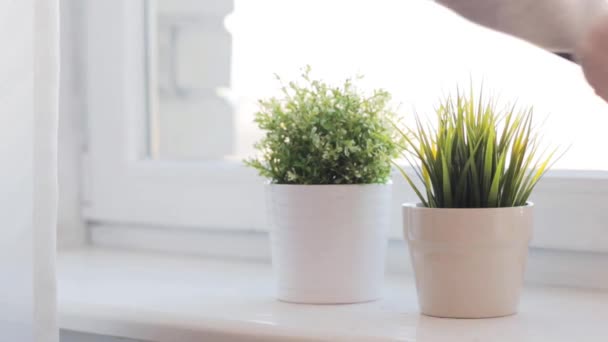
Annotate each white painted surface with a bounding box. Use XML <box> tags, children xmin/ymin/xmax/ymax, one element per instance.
<box><xmin>84</xmin><ymin>165</ymin><xmax>608</xmax><ymax>253</ymax></box>
<box><xmin>0</xmin><ymin>0</ymin><xmax>59</xmax><ymax>340</ymax></box>
<box><xmin>267</xmin><ymin>184</ymin><xmax>391</xmax><ymax>304</ymax></box>
<box><xmin>88</xmin><ymin>225</ymin><xmax>608</xmax><ymax>290</ymax></box>
<box><xmin>58</xmin><ymin>248</ymin><xmax>608</xmax><ymax>342</ymax></box>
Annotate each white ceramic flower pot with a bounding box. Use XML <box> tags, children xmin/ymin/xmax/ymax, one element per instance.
<box><xmin>266</xmin><ymin>184</ymin><xmax>391</xmax><ymax>304</ymax></box>
<box><xmin>403</xmin><ymin>203</ymin><xmax>533</xmax><ymax>318</ymax></box>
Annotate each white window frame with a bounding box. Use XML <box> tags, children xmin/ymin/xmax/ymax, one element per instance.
<box><xmin>83</xmin><ymin>0</ymin><xmax>608</xmax><ymax>257</ymax></box>
<box><xmin>84</xmin><ymin>0</ymin><xmax>262</xmax><ymax>232</ymax></box>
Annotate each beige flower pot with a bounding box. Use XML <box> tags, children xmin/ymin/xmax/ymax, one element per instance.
<box><xmin>403</xmin><ymin>203</ymin><xmax>533</xmax><ymax>318</ymax></box>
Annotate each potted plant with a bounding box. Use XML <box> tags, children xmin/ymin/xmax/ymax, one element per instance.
<box><xmin>395</xmin><ymin>89</ymin><xmax>558</xmax><ymax>318</ymax></box>
<box><xmin>246</xmin><ymin>68</ymin><xmax>398</xmax><ymax>304</ymax></box>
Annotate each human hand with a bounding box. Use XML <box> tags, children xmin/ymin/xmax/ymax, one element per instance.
<box><xmin>580</xmin><ymin>15</ymin><xmax>608</xmax><ymax>102</ymax></box>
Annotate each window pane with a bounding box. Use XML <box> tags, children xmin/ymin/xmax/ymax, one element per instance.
<box><xmin>146</xmin><ymin>0</ymin><xmax>608</xmax><ymax>170</ymax></box>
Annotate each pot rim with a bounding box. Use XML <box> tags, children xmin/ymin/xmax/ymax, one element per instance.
<box><xmin>403</xmin><ymin>202</ymin><xmax>534</xmax><ymax>211</ymax></box>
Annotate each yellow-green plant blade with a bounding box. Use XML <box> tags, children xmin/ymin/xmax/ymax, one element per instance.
<box><xmin>488</xmin><ymin>152</ymin><xmax>506</xmax><ymax>206</ymax></box>
<box><xmin>393</xmin><ymin>161</ymin><xmax>429</xmax><ymax>207</ymax></box>
<box><xmin>482</xmin><ymin>127</ymin><xmax>496</xmax><ymax>204</ymax></box>
<box><xmin>441</xmin><ymin>154</ymin><xmax>453</xmax><ymax>207</ymax></box>
<box><xmin>392</xmin><ymin>85</ymin><xmax>561</xmax><ymax>209</ymax></box>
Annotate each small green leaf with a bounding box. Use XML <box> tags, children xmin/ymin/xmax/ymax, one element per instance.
<box><xmin>245</xmin><ymin>67</ymin><xmax>398</xmax><ymax>185</ymax></box>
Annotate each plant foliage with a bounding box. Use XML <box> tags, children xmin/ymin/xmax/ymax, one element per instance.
<box><xmin>394</xmin><ymin>88</ymin><xmax>559</xmax><ymax>208</ymax></box>
<box><xmin>245</xmin><ymin>67</ymin><xmax>398</xmax><ymax>184</ymax></box>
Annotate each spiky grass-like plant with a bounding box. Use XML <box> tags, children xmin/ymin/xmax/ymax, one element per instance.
<box><xmin>394</xmin><ymin>89</ymin><xmax>559</xmax><ymax>208</ymax></box>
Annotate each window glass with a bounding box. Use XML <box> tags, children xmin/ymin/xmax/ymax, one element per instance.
<box><xmin>146</xmin><ymin>0</ymin><xmax>608</xmax><ymax>170</ymax></box>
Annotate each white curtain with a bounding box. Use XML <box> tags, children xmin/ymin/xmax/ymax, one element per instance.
<box><xmin>0</xmin><ymin>0</ymin><xmax>59</xmax><ymax>341</ymax></box>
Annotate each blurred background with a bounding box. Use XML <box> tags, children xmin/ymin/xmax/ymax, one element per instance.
<box><xmin>58</xmin><ymin>0</ymin><xmax>608</xmax><ymax>254</ymax></box>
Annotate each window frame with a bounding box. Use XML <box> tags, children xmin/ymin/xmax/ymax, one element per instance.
<box><xmin>83</xmin><ymin>0</ymin><xmax>608</xmax><ymax>255</ymax></box>
<box><xmin>84</xmin><ymin>0</ymin><xmax>262</xmax><ymax>231</ymax></box>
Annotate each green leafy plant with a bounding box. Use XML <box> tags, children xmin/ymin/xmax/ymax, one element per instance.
<box><xmin>394</xmin><ymin>88</ymin><xmax>559</xmax><ymax>208</ymax></box>
<box><xmin>245</xmin><ymin>67</ymin><xmax>398</xmax><ymax>184</ymax></box>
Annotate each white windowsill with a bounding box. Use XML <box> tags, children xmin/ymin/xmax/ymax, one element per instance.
<box><xmin>58</xmin><ymin>248</ymin><xmax>608</xmax><ymax>342</ymax></box>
